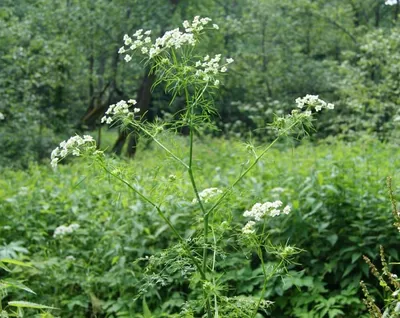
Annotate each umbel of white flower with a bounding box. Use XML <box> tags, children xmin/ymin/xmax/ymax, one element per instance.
<box><xmin>192</xmin><ymin>187</ymin><xmax>223</xmax><ymax>204</ymax></box>
<box><xmin>295</xmin><ymin>94</ymin><xmax>334</xmax><ymax>113</ymax></box>
<box><xmin>242</xmin><ymin>200</ymin><xmax>291</xmax><ymax>234</ymax></box>
<box><xmin>53</xmin><ymin>223</ymin><xmax>80</xmax><ymax>238</ymax></box>
<box><xmin>118</xmin><ymin>16</ymin><xmax>234</xmax><ymax>85</ymax></box>
<box><xmin>101</xmin><ymin>99</ymin><xmax>140</xmax><ymax>125</ymax></box>
<box><xmin>50</xmin><ymin>135</ymin><xmax>100</xmax><ymax>169</ymax></box>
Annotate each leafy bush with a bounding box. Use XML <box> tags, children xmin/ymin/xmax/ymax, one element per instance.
<box><xmin>1</xmin><ymin>136</ymin><xmax>399</xmax><ymax>317</ymax></box>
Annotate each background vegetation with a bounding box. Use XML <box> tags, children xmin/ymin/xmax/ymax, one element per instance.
<box><xmin>1</xmin><ymin>0</ymin><xmax>400</xmax><ymax>317</ymax></box>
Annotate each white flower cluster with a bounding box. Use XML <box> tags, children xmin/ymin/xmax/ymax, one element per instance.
<box><xmin>295</xmin><ymin>94</ymin><xmax>334</xmax><ymax>115</ymax></box>
<box><xmin>54</xmin><ymin>223</ymin><xmax>80</xmax><ymax>238</ymax></box>
<box><xmin>385</xmin><ymin>0</ymin><xmax>397</xmax><ymax>5</ymax></box>
<box><xmin>242</xmin><ymin>220</ymin><xmax>256</xmax><ymax>234</ymax></box>
<box><xmin>0</xmin><ymin>112</ymin><xmax>4</xmax><ymax>120</ymax></box>
<box><xmin>101</xmin><ymin>99</ymin><xmax>140</xmax><ymax>125</ymax></box>
<box><xmin>50</xmin><ymin>135</ymin><xmax>97</xmax><ymax>169</ymax></box>
<box><xmin>182</xmin><ymin>16</ymin><xmax>214</xmax><ymax>33</ymax></box>
<box><xmin>192</xmin><ymin>187</ymin><xmax>223</xmax><ymax>204</ymax></box>
<box><xmin>194</xmin><ymin>55</ymin><xmax>234</xmax><ymax>84</ymax></box>
<box><xmin>119</xmin><ymin>16</ymin><xmax>218</xmax><ymax>61</ymax></box>
<box><xmin>242</xmin><ymin>200</ymin><xmax>291</xmax><ymax>234</ymax></box>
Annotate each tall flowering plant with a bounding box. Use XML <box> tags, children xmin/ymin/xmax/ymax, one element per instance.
<box><xmin>51</xmin><ymin>16</ymin><xmax>334</xmax><ymax>317</ymax></box>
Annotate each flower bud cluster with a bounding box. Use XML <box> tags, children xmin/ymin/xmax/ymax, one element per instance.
<box><xmin>242</xmin><ymin>200</ymin><xmax>291</xmax><ymax>234</ymax></box>
<box><xmin>119</xmin><ymin>16</ymin><xmax>218</xmax><ymax>61</ymax></box>
<box><xmin>54</xmin><ymin>223</ymin><xmax>80</xmax><ymax>238</ymax></box>
<box><xmin>192</xmin><ymin>187</ymin><xmax>223</xmax><ymax>204</ymax></box>
<box><xmin>101</xmin><ymin>99</ymin><xmax>140</xmax><ymax>125</ymax></box>
<box><xmin>295</xmin><ymin>94</ymin><xmax>334</xmax><ymax>114</ymax></box>
<box><xmin>51</xmin><ymin>135</ymin><xmax>98</xmax><ymax>169</ymax></box>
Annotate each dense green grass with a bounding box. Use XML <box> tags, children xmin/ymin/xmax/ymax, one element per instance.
<box><xmin>1</xmin><ymin>135</ymin><xmax>399</xmax><ymax>317</ymax></box>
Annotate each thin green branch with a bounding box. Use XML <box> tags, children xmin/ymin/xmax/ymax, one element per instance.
<box><xmin>205</xmin><ymin>119</ymin><xmax>302</xmax><ymax>217</ymax></box>
<box><xmin>139</xmin><ymin>126</ymin><xmax>189</xmax><ymax>169</ymax></box>
<box><xmin>97</xmin><ymin>160</ymin><xmax>205</xmax><ymax>278</ymax></box>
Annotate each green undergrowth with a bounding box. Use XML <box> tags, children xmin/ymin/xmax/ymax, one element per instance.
<box><xmin>0</xmin><ymin>135</ymin><xmax>399</xmax><ymax>317</ymax></box>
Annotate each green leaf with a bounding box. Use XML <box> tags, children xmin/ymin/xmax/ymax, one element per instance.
<box><xmin>142</xmin><ymin>298</ymin><xmax>151</xmax><ymax>318</ymax></box>
<box><xmin>351</xmin><ymin>252</ymin><xmax>362</xmax><ymax>264</ymax></box>
<box><xmin>8</xmin><ymin>301</ymin><xmax>56</xmax><ymax>310</ymax></box>
<box><xmin>0</xmin><ymin>259</ymin><xmax>32</xmax><ymax>267</ymax></box>
<box><xmin>0</xmin><ymin>262</ymin><xmax>10</xmax><ymax>272</ymax></box>
<box><xmin>326</xmin><ymin>234</ymin><xmax>338</xmax><ymax>246</ymax></box>
<box><xmin>1</xmin><ymin>279</ymin><xmax>36</xmax><ymax>294</ymax></box>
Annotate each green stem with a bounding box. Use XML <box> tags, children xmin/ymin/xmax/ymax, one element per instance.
<box><xmin>205</xmin><ymin>119</ymin><xmax>301</xmax><ymax>217</ymax></box>
<box><xmin>139</xmin><ymin>126</ymin><xmax>189</xmax><ymax>169</ymax></box>
<box><xmin>205</xmin><ymin>136</ymin><xmax>281</xmax><ymax>217</ymax></box>
<box><xmin>185</xmin><ymin>87</ymin><xmax>212</xmax><ymax>318</ymax></box>
<box><xmin>252</xmin><ymin>251</ymin><xmax>284</xmax><ymax>318</ymax></box>
<box><xmin>98</xmin><ymin>160</ymin><xmax>205</xmax><ymax>278</ymax></box>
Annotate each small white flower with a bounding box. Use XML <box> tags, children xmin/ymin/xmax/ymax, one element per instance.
<box><xmin>192</xmin><ymin>188</ymin><xmax>223</xmax><ymax>204</ymax></box>
<box><xmin>69</xmin><ymin>223</ymin><xmax>80</xmax><ymax>230</ymax></box>
<box><xmin>295</xmin><ymin>95</ymin><xmax>334</xmax><ymax>113</ymax></box>
<box><xmin>133</xmin><ymin>29</ymin><xmax>143</xmax><ymax>37</ymax></box>
<box><xmin>220</xmin><ymin>66</ymin><xmax>227</xmax><ymax>72</ymax></box>
<box><xmin>214</xmin><ymin>80</ymin><xmax>220</xmax><ymax>86</ymax></box>
<box><xmin>183</xmin><ymin>20</ymin><xmax>190</xmax><ymax>28</ymax></box>
<box><xmin>144</xmin><ymin>30</ymin><xmax>151</xmax><ymax>35</ymax></box>
<box><xmin>124</xmin><ymin>55</ymin><xmax>132</xmax><ymax>62</ymax></box>
<box><xmin>283</xmin><ymin>205</ymin><xmax>291</xmax><ymax>215</ymax></box>
<box><xmin>102</xmin><ymin>99</ymin><xmax>140</xmax><ymax>125</ymax></box>
<box><xmin>243</xmin><ymin>200</ymin><xmax>290</xmax><ymax>222</ymax></box>
<box><xmin>213</xmin><ymin>24</ymin><xmax>219</xmax><ymax>30</ymax></box>
<box><xmin>226</xmin><ymin>58</ymin><xmax>234</xmax><ymax>64</ymax></box>
<box><xmin>242</xmin><ymin>221</ymin><xmax>256</xmax><ymax>234</ymax></box>
<box><xmin>54</xmin><ymin>223</ymin><xmax>80</xmax><ymax>238</ymax></box>
<box><xmin>0</xmin><ymin>112</ymin><xmax>4</xmax><ymax>120</ymax></box>
<box><xmin>50</xmin><ymin>135</ymin><xmax>99</xmax><ymax>168</ymax></box>
<box><xmin>118</xmin><ymin>46</ymin><xmax>126</xmax><ymax>54</ymax></box>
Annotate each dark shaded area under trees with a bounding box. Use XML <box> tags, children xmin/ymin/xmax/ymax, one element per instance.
<box><xmin>0</xmin><ymin>0</ymin><xmax>399</xmax><ymax>167</ymax></box>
